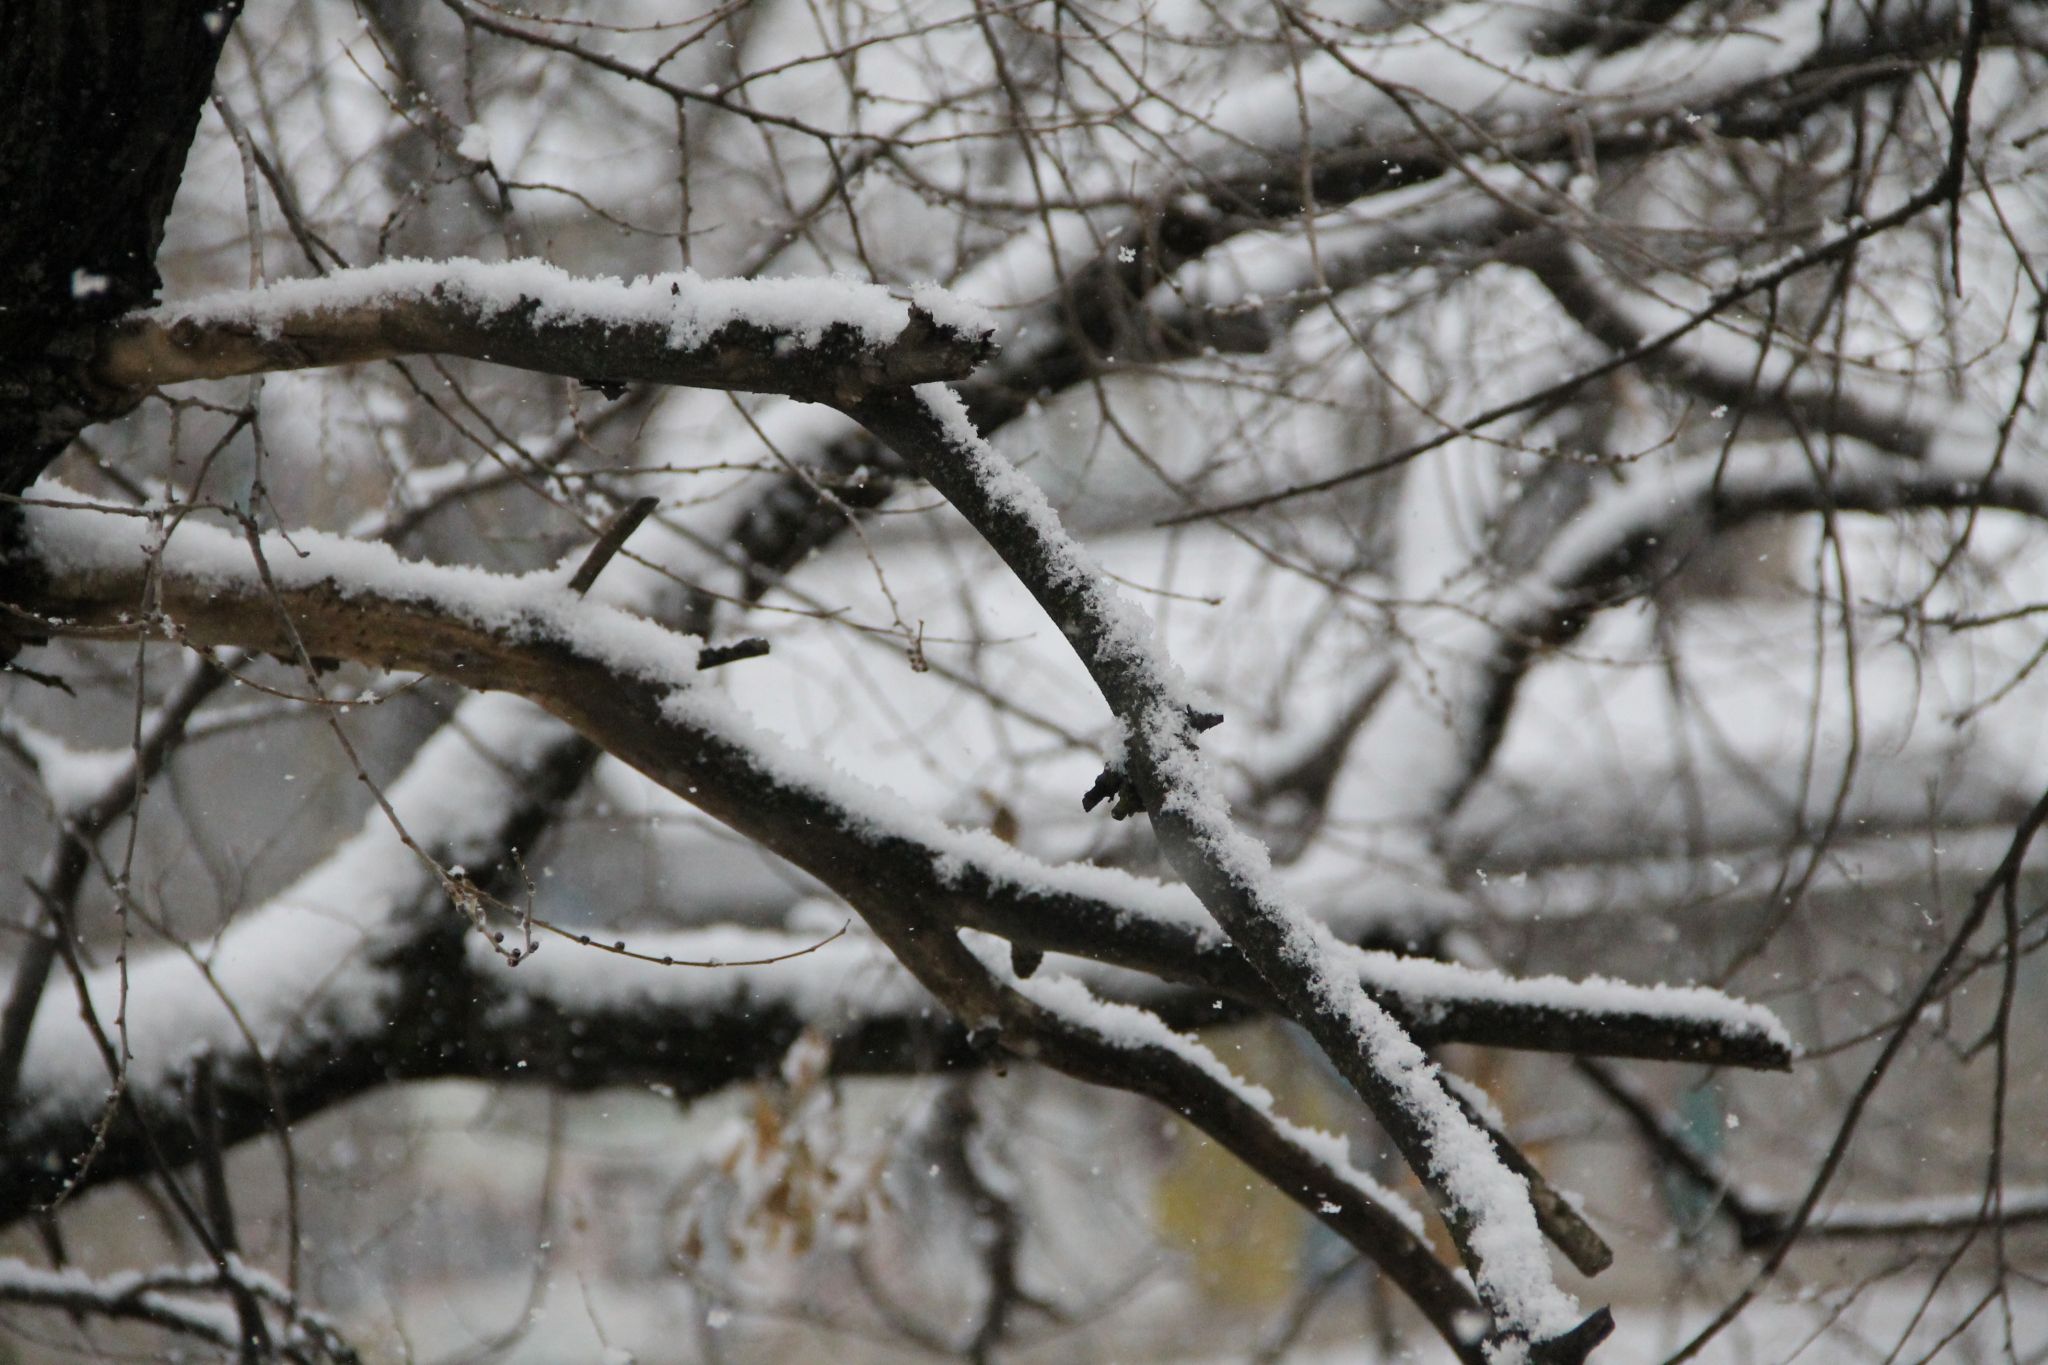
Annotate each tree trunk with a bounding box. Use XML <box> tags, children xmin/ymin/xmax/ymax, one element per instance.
<box><xmin>0</xmin><ymin>0</ymin><xmax>239</xmax><ymax>495</ymax></box>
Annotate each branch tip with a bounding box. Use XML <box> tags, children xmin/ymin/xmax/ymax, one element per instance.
<box><xmin>695</xmin><ymin>636</ymin><xmax>771</xmax><ymax>670</ymax></box>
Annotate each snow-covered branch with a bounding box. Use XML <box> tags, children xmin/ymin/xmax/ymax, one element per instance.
<box><xmin>955</xmin><ymin>0</ymin><xmax>1991</xmax><ymax>374</ymax></box>
<box><xmin>6</xmin><ymin>0</ymin><xmax>2043</xmax><ymax>1358</ymax></box>
<box><xmin>0</xmin><ymin>1259</ymin><xmax>242</xmax><ymax>1356</ymax></box>
<box><xmin>980</xmin><ymin>966</ymin><xmax>1495</xmax><ymax>1363</ymax></box>
<box><xmin>681</xmin><ymin>0</ymin><xmax>1999</xmax><ymax>612</ymax></box>
<box><xmin>1521</xmin><ymin>238</ymin><xmax>1938</xmax><ymax>460</ymax></box>
<box><xmin>0</xmin><ymin>918</ymin><xmax>989</xmax><ymax>1229</ymax></box>
<box><xmin>93</xmin><ymin>259</ymin><xmax>996</xmax><ymax>405</ymax></box>
<box><xmin>0</xmin><ymin>652</ymin><xmax>228</xmax><ymax>1114</ymax></box>
<box><xmin>1333</xmin><ymin>419</ymin><xmax>2048</xmax><ymax>854</ymax></box>
<box><xmin>847</xmin><ymin>387</ymin><xmax>1603</xmax><ymax>1357</ymax></box>
<box><xmin>0</xmin><ymin>495</ymin><xmax>1562</xmax><ymax>1360</ymax></box>
<box><xmin>951</xmin><ymin>883</ymin><xmax>1793</xmax><ymax>1069</ymax></box>
<box><xmin>1</xmin><ymin>495</ymin><xmax>1790</xmax><ymax>1052</ymax></box>
<box><xmin>0</xmin><ymin>1256</ymin><xmax>356</xmax><ymax>1362</ymax></box>
<box><xmin>0</xmin><ymin>686</ymin><xmax>595</xmax><ymax>1223</ymax></box>
<box><xmin>0</xmin><ymin>495</ymin><xmax>1792</xmax><ymax>1317</ymax></box>
<box><xmin>1210</xmin><ymin>0</ymin><xmax>1981</xmax><ymax>183</ymax></box>
<box><xmin>8</xmin><ymin>227</ymin><xmax>2026</xmax><ymax>1364</ymax></box>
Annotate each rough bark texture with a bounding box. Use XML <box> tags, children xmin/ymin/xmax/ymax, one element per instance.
<box><xmin>0</xmin><ymin>1</ymin><xmax>242</xmax><ymax>496</ymax></box>
<box><xmin>95</xmin><ymin>294</ymin><xmax>996</xmax><ymax>406</ymax></box>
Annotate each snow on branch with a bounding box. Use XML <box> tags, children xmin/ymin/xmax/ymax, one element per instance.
<box><xmin>1521</xmin><ymin>238</ymin><xmax>1939</xmax><ymax>460</ymax></box>
<box><xmin>636</xmin><ymin>0</ymin><xmax>1992</xmax><ymax>630</ymax></box>
<box><xmin>1152</xmin><ymin>173</ymin><xmax>1534</xmax><ymax>352</ymax></box>
<box><xmin>0</xmin><ymin>689</ymin><xmax>595</xmax><ymax>1220</ymax></box>
<box><xmin>92</xmin><ymin>259</ymin><xmax>996</xmax><ymax>404</ymax></box>
<box><xmin>3</xmin><ymin>494</ymin><xmax>1791</xmax><ymax>1063</ymax></box>
<box><xmin>1524</xmin><ymin>440</ymin><xmax>2048</xmax><ymax>633</ymax></box>
<box><xmin>948</xmin><ymin>877</ymin><xmax>1794</xmax><ymax>1069</ymax></box>
<box><xmin>1212</xmin><ymin>0</ymin><xmax>1988</xmax><ymax>174</ymax></box>
<box><xmin>0</xmin><ymin>651</ymin><xmax>229</xmax><ymax>1119</ymax></box>
<box><xmin>1</xmin><ymin>494</ymin><xmax>1794</xmax><ymax>1261</ymax></box>
<box><xmin>0</xmin><ymin>1255</ymin><xmax>356</xmax><ymax>1361</ymax></box>
<box><xmin>0</xmin><ymin>1259</ymin><xmax>240</xmax><ymax>1354</ymax></box>
<box><xmin>0</xmin><ymin>661</ymin><xmax>974</xmax><ymax>1224</ymax></box>
<box><xmin>845</xmin><ymin>386</ymin><xmax>1598</xmax><ymax>1357</ymax></box>
<box><xmin>679</xmin><ymin>0</ymin><xmax>1961</xmax><ymax>603</ymax></box>
<box><xmin>0</xmin><ymin>919</ymin><xmax>983</xmax><ymax>1229</ymax></box>
<box><xmin>0</xmin><ymin>491</ymin><xmax>1522</xmax><ymax>1357</ymax></box>
<box><xmin>944</xmin><ymin>0</ymin><xmax>1994</xmax><ymax>375</ymax></box>
<box><xmin>762</xmin><ymin>880</ymin><xmax>1497</xmax><ymax>1362</ymax></box>
<box><xmin>1347</xmin><ymin>946</ymin><xmax>1792</xmax><ymax>1068</ymax></box>
<box><xmin>996</xmin><ymin>969</ymin><xmax>1492</xmax><ymax>1362</ymax></box>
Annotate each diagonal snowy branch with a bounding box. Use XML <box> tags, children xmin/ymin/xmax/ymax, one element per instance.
<box><xmin>0</xmin><ymin>496</ymin><xmax>1511</xmax><ymax>1359</ymax></box>
<box><xmin>970</xmin><ymin>957</ymin><xmax>1493</xmax><ymax>1363</ymax></box>
<box><xmin>844</xmin><ymin>386</ymin><xmax>1598</xmax><ymax>1357</ymax></box>
<box><xmin>0</xmin><ymin>495</ymin><xmax>1793</xmax><ymax>1288</ymax></box>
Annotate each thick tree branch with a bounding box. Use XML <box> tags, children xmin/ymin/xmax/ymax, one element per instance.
<box><xmin>846</xmin><ymin>387</ymin><xmax>1599</xmax><ymax>1355</ymax></box>
<box><xmin>90</xmin><ymin>261</ymin><xmax>996</xmax><ymax>407</ymax></box>
<box><xmin>0</xmin><ymin>919</ymin><xmax>987</xmax><ymax>1230</ymax></box>
<box><xmin>0</xmin><ymin>499</ymin><xmax>1793</xmax><ymax>1065</ymax></box>
<box><xmin>0</xmin><ymin>2</ymin><xmax>2032</xmax><ymax>1359</ymax></box>
<box><xmin>0</xmin><ymin>508</ymin><xmax>1500</xmax><ymax>1354</ymax></box>
<box><xmin>1518</xmin><ymin>237</ymin><xmax>1935</xmax><ymax>460</ymax></box>
<box><xmin>0</xmin><ymin>499</ymin><xmax>1793</xmax><ymax>1356</ymax></box>
<box><xmin>948</xmin><ymin>880</ymin><xmax>1794</xmax><ymax>1069</ymax></box>
<box><xmin>19</xmin><ymin>355</ymin><xmax>2013</xmax><ymax>1346</ymax></box>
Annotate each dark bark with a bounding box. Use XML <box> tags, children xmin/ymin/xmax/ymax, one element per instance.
<box><xmin>94</xmin><ymin>290</ymin><xmax>995</xmax><ymax>406</ymax></box>
<box><xmin>3</xmin><ymin>528</ymin><xmax>1798</xmax><ymax>1073</ymax></box>
<box><xmin>0</xmin><ymin>1</ymin><xmax>242</xmax><ymax>495</ymax></box>
<box><xmin>843</xmin><ymin>389</ymin><xmax>1607</xmax><ymax>1359</ymax></box>
<box><xmin>0</xmin><ymin>923</ymin><xmax>985</xmax><ymax>1229</ymax></box>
